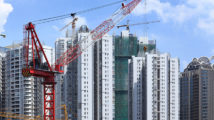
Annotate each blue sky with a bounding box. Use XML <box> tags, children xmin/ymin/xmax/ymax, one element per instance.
<box><xmin>0</xmin><ymin>0</ymin><xmax>214</xmax><ymax>71</ymax></box>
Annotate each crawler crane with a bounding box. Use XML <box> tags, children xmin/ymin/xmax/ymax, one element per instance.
<box><xmin>22</xmin><ymin>0</ymin><xmax>142</xmax><ymax>120</ymax></box>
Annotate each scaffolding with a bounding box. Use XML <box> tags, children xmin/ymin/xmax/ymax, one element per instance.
<box><xmin>114</xmin><ymin>34</ymin><xmax>156</xmax><ymax>120</ymax></box>
<box><xmin>114</xmin><ymin>35</ymin><xmax>138</xmax><ymax>120</ymax></box>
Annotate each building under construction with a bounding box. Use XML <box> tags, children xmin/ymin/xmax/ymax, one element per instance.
<box><xmin>0</xmin><ymin>0</ymin><xmax>146</xmax><ymax>119</ymax></box>
<box><xmin>114</xmin><ymin>30</ymin><xmax>156</xmax><ymax>120</ymax></box>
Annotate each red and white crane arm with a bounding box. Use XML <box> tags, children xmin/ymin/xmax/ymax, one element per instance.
<box><xmin>22</xmin><ymin>0</ymin><xmax>142</xmax><ymax>119</ymax></box>
<box><xmin>55</xmin><ymin>0</ymin><xmax>142</xmax><ymax>71</ymax></box>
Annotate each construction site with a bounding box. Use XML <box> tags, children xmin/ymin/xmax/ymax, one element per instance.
<box><xmin>0</xmin><ymin>0</ymin><xmax>147</xmax><ymax>120</ymax></box>
<box><xmin>2</xmin><ymin>0</ymin><xmax>214</xmax><ymax>120</ymax></box>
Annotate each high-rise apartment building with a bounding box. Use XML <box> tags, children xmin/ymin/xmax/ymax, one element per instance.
<box><xmin>128</xmin><ymin>53</ymin><xmax>180</xmax><ymax>120</ymax></box>
<box><xmin>114</xmin><ymin>30</ymin><xmax>156</xmax><ymax>120</ymax></box>
<box><xmin>3</xmin><ymin>43</ymin><xmax>54</xmax><ymax>118</ymax></box>
<box><xmin>180</xmin><ymin>57</ymin><xmax>214</xmax><ymax>120</ymax></box>
<box><xmin>0</xmin><ymin>50</ymin><xmax>6</xmax><ymax>119</ymax></box>
<box><xmin>114</xmin><ymin>31</ymin><xmax>138</xmax><ymax>120</ymax></box>
<box><xmin>76</xmin><ymin>26</ymin><xmax>94</xmax><ymax>120</ymax></box>
<box><xmin>94</xmin><ymin>33</ymin><xmax>114</xmax><ymax>120</ymax></box>
<box><xmin>0</xmin><ymin>47</ymin><xmax>8</xmax><ymax>120</ymax></box>
<box><xmin>63</xmin><ymin>25</ymin><xmax>114</xmax><ymax>120</ymax></box>
<box><xmin>146</xmin><ymin>53</ymin><xmax>179</xmax><ymax>120</ymax></box>
<box><xmin>55</xmin><ymin>36</ymin><xmax>71</xmax><ymax>119</ymax></box>
<box><xmin>128</xmin><ymin>56</ymin><xmax>144</xmax><ymax>120</ymax></box>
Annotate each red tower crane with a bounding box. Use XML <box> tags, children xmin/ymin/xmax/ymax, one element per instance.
<box><xmin>22</xmin><ymin>0</ymin><xmax>142</xmax><ymax>120</ymax></box>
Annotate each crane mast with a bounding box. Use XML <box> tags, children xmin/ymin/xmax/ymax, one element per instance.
<box><xmin>22</xmin><ymin>0</ymin><xmax>142</xmax><ymax>120</ymax></box>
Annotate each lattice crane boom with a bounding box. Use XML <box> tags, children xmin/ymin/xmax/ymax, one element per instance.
<box><xmin>55</xmin><ymin>0</ymin><xmax>142</xmax><ymax>70</ymax></box>
<box><xmin>22</xmin><ymin>0</ymin><xmax>142</xmax><ymax>120</ymax></box>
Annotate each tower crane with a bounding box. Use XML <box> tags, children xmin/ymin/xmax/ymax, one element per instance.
<box><xmin>22</xmin><ymin>0</ymin><xmax>142</xmax><ymax>120</ymax></box>
<box><xmin>117</xmin><ymin>20</ymin><xmax>160</xmax><ymax>52</ymax></box>
<box><xmin>59</xmin><ymin>0</ymin><xmax>127</xmax><ymax>40</ymax></box>
<box><xmin>117</xmin><ymin>20</ymin><xmax>160</xmax><ymax>31</ymax></box>
<box><xmin>117</xmin><ymin>20</ymin><xmax>159</xmax><ymax>52</ymax></box>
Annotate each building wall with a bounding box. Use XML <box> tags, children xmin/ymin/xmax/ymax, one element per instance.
<box><xmin>208</xmin><ymin>70</ymin><xmax>214</xmax><ymax>120</ymax></box>
<box><xmin>77</xmin><ymin>32</ymin><xmax>94</xmax><ymax>120</ymax></box>
<box><xmin>146</xmin><ymin>53</ymin><xmax>170</xmax><ymax>120</ymax></box>
<box><xmin>180</xmin><ymin>57</ymin><xmax>214</xmax><ymax>120</ymax></box>
<box><xmin>114</xmin><ymin>31</ymin><xmax>138</xmax><ymax>120</ymax></box>
<box><xmin>63</xmin><ymin>26</ymin><xmax>89</xmax><ymax>120</ymax></box>
<box><xmin>5</xmin><ymin>46</ymin><xmax>39</xmax><ymax>116</ymax></box>
<box><xmin>128</xmin><ymin>56</ymin><xmax>144</xmax><ymax>120</ymax></box>
<box><xmin>114</xmin><ymin>31</ymin><xmax>157</xmax><ymax>120</ymax></box>
<box><xmin>0</xmin><ymin>51</ymin><xmax>6</xmax><ymax>119</ymax></box>
<box><xmin>143</xmin><ymin>53</ymin><xmax>179</xmax><ymax>120</ymax></box>
<box><xmin>101</xmin><ymin>35</ymin><xmax>114</xmax><ymax>120</ymax></box>
<box><xmin>94</xmin><ymin>34</ymin><xmax>114</xmax><ymax>120</ymax></box>
<box><xmin>64</xmin><ymin>26</ymin><xmax>114</xmax><ymax>120</ymax></box>
<box><xmin>4</xmin><ymin>44</ymin><xmax>53</xmax><ymax>118</ymax></box>
<box><xmin>55</xmin><ymin>37</ymin><xmax>71</xmax><ymax>119</ymax></box>
<box><xmin>65</xmin><ymin>59</ymin><xmax>78</xmax><ymax>120</ymax></box>
<box><xmin>169</xmin><ymin>58</ymin><xmax>180</xmax><ymax>120</ymax></box>
<box><xmin>180</xmin><ymin>70</ymin><xmax>194</xmax><ymax>120</ymax></box>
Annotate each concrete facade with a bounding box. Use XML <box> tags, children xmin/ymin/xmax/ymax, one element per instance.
<box><xmin>0</xmin><ymin>51</ymin><xmax>6</xmax><ymax>119</ymax></box>
<box><xmin>128</xmin><ymin>57</ymin><xmax>144</xmax><ymax>120</ymax></box>
<box><xmin>94</xmin><ymin>34</ymin><xmax>114</xmax><ymax>120</ymax></box>
<box><xmin>128</xmin><ymin>53</ymin><xmax>180</xmax><ymax>120</ymax></box>
<box><xmin>63</xmin><ymin>25</ymin><xmax>114</xmax><ymax>120</ymax></box>
<box><xmin>3</xmin><ymin>43</ymin><xmax>53</xmax><ymax>118</ymax></box>
<box><xmin>77</xmin><ymin>32</ymin><xmax>94</xmax><ymax>120</ymax></box>
<box><xmin>145</xmin><ymin>53</ymin><xmax>179</xmax><ymax>120</ymax></box>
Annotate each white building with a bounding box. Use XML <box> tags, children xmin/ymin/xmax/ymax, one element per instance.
<box><xmin>146</xmin><ymin>53</ymin><xmax>179</xmax><ymax>120</ymax></box>
<box><xmin>4</xmin><ymin>43</ymin><xmax>54</xmax><ymax>117</ymax></box>
<box><xmin>128</xmin><ymin>53</ymin><xmax>179</xmax><ymax>120</ymax></box>
<box><xmin>128</xmin><ymin>56</ymin><xmax>144</xmax><ymax>120</ymax></box>
<box><xmin>0</xmin><ymin>51</ymin><xmax>6</xmax><ymax>94</ymax></box>
<box><xmin>94</xmin><ymin>34</ymin><xmax>114</xmax><ymax>120</ymax></box>
<box><xmin>63</xmin><ymin>25</ymin><xmax>114</xmax><ymax>120</ymax></box>
<box><xmin>76</xmin><ymin>28</ymin><xmax>94</xmax><ymax>120</ymax></box>
<box><xmin>169</xmin><ymin>58</ymin><xmax>179</xmax><ymax>120</ymax></box>
<box><xmin>0</xmin><ymin>51</ymin><xmax>6</xmax><ymax>116</ymax></box>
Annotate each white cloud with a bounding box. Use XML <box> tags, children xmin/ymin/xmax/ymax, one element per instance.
<box><xmin>52</xmin><ymin>25</ymin><xmax>59</xmax><ymax>31</ymax></box>
<box><xmin>53</xmin><ymin>16</ymin><xmax>87</xmax><ymax>37</ymax></box>
<box><xmin>133</xmin><ymin>0</ymin><xmax>194</xmax><ymax>23</ymax></box>
<box><xmin>132</xmin><ymin>0</ymin><xmax>214</xmax><ymax>34</ymax></box>
<box><xmin>0</xmin><ymin>0</ymin><xmax>13</xmax><ymax>33</ymax></box>
<box><xmin>198</xmin><ymin>10</ymin><xmax>214</xmax><ymax>34</ymax></box>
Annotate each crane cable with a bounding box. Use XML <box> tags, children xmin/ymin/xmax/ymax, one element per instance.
<box><xmin>31</xmin><ymin>0</ymin><xmax>127</xmax><ymax>24</ymax></box>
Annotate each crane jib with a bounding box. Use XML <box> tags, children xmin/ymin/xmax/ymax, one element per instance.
<box><xmin>91</xmin><ymin>19</ymin><xmax>114</xmax><ymax>40</ymax></box>
<box><xmin>22</xmin><ymin>0</ymin><xmax>143</xmax><ymax>120</ymax></box>
<box><xmin>89</xmin><ymin>0</ymin><xmax>142</xmax><ymax>42</ymax></box>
